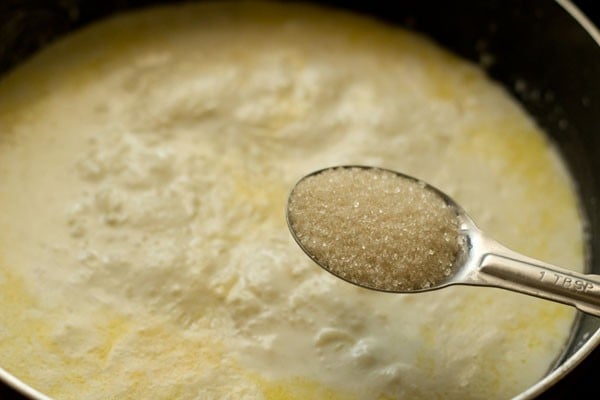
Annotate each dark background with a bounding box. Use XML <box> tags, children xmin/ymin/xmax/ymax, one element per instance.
<box><xmin>0</xmin><ymin>0</ymin><xmax>599</xmax><ymax>399</ymax></box>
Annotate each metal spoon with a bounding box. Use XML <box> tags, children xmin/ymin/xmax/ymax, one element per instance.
<box><xmin>286</xmin><ymin>165</ymin><xmax>600</xmax><ymax>317</ymax></box>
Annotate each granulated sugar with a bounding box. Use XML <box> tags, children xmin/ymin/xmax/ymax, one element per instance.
<box><xmin>288</xmin><ymin>167</ymin><xmax>462</xmax><ymax>291</ymax></box>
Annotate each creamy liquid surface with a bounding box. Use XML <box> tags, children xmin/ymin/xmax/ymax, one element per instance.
<box><xmin>0</xmin><ymin>2</ymin><xmax>585</xmax><ymax>400</ymax></box>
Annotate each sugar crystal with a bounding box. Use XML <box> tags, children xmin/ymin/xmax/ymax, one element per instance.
<box><xmin>288</xmin><ymin>167</ymin><xmax>462</xmax><ymax>291</ymax></box>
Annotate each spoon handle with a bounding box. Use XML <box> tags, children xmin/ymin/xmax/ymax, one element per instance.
<box><xmin>477</xmin><ymin>248</ymin><xmax>600</xmax><ymax>317</ymax></box>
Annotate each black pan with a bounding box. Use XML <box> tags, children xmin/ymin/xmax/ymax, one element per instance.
<box><xmin>0</xmin><ymin>1</ymin><xmax>598</xmax><ymax>398</ymax></box>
